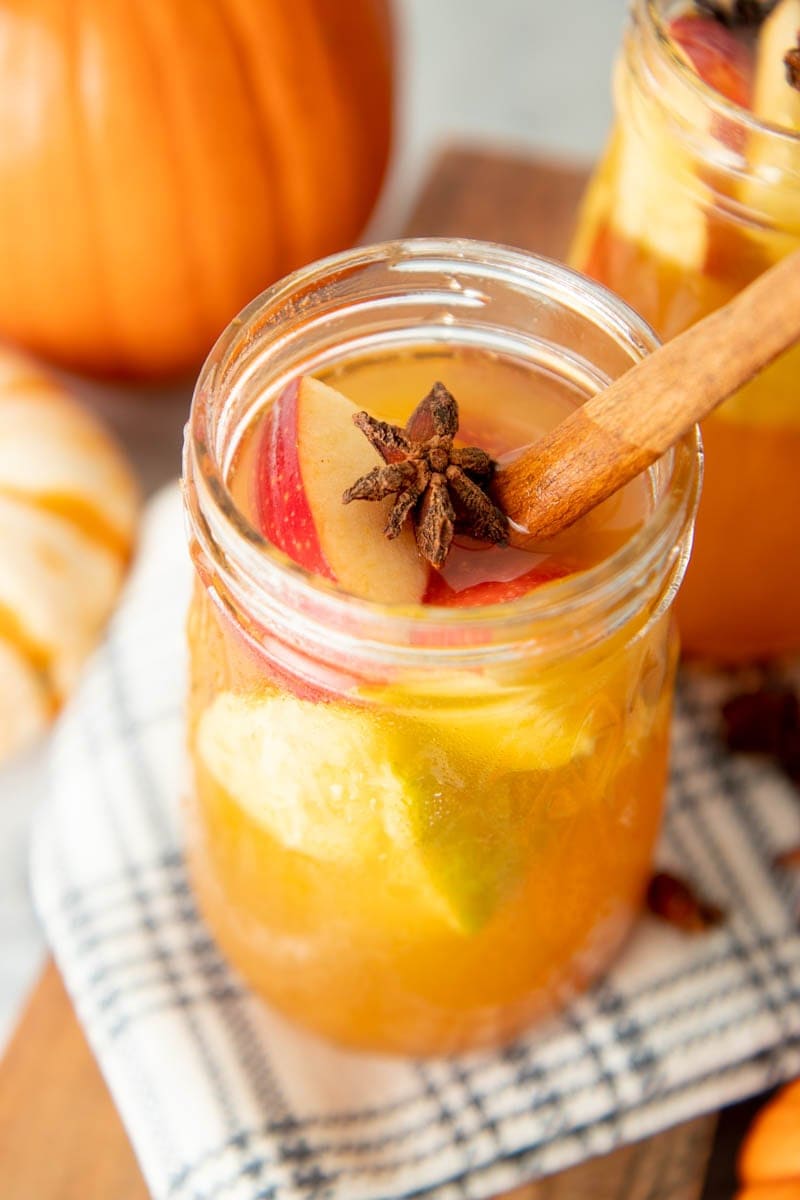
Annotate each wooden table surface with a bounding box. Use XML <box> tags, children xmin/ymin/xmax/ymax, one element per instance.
<box><xmin>0</xmin><ymin>145</ymin><xmax>728</xmax><ymax>1200</ymax></box>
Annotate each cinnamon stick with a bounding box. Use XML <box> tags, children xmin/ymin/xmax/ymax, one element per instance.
<box><xmin>494</xmin><ymin>248</ymin><xmax>800</xmax><ymax>544</ymax></box>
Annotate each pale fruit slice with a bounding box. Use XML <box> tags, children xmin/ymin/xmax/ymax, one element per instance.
<box><xmin>0</xmin><ymin>637</ymin><xmax>49</xmax><ymax>760</ymax></box>
<box><xmin>406</xmin><ymin>763</ymin><xmax>549</xmax><ymax>933</ymax></box>
<box><xmin>363</xmin><ymin>671</ymin><xmax>597</xmax><ymax>774</ymax></box>
<box><xmin>742</xmin><ymin>0</ymin><xmax>800</xmax><ymax>235</ymax></box>
<box><xmin>255</xmin><ymin>377</ymin><xmax>428</xmax><ymax>605</ymax></box>
<box><xmin>364</xmin><ymin>673</ymin><xmax>627</xmax><ymax>928</ymax></box>
<box><xmin>610</xmin><ymin>83</ymin><xmax>709</xmax><ymax>274</ymax></box>
<box><xmin>753</xmin><ymin>0</ymin><xmax>800</xmax><ymax>134</ymax></box>
<box><xmin>0</xmin><ymin>495</ymin><xmax>126</xmax><ymax>697</ymax></box>
<box><xmin>197</xmin><ymin>691</ymin><xmax>552</xmax><ymax>933</ymax></box>
<box><xmin>197</xmin><ymin>691</ymin><xmax>416</xmax><ymax>863</ymax></box>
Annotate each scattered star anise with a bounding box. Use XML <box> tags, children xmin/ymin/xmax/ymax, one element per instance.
<box><xmin>722</xmin><ymin>684</ymin><xmax>800</xmax><ymax>897</ymax></box>
<box><xmin>722</xmin><ymin>686</ymin><xmax>800</xmax><ymax>783</ymax></box>
<box><xmin>696</xmin><ymin>0</ymin><xmax>778</xmax><ymax>27</ymax></box>
<box><xmin>774</xmin><ymin>845</ymin><xmax>800</xmax><ymax>870</ymax></box>
<box><xmin>341</xmin><ymin>382</ymin><xmax>509</xmax><ymax>569</ymax></box>
<box><xmin>646</xmin><ymin>871</ymin><xmax>725</xmax><ymax>933</ymax></box>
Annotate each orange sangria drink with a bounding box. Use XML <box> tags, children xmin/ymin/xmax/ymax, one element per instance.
<box><xmin>182</xmin><ymin>241</ymin><xmax>701</xmax><ymax>1055</ymax></box>
<box><xmin>571</xmin><ymin>0</ymin><xmax>800</xmax><ymax>662</ymax></box>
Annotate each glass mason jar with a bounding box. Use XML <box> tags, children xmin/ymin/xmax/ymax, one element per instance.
<box><xmin>182</xmin><ymin>240</ymin><xmax>701</xmax><ymax>1056</ymax></box>
<box><xmin>571</xmin><ymin>0</ymin><xmax>800</xmax><ymax>663</ymax></box>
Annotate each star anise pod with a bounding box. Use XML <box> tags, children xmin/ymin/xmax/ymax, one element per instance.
<box><xmin>646</xmin><ymin>871</ymin><xmax>725</xmax><ymax>933</ymax></box>
<box><xmin>695</xmin><ymin>0</ymin><xmax>778</xmax><ymax>27</ymax></box>
<box><xmin>774</xmin><ymin>845</ymin><xmax>800</xmax><ymax>869</ymax></box>
<box><xmin>342</xmin><ymin>382</ymin><xmax>509</xmax><ymax>568</ymax></box>
<box><xmin>722</xmin><ymin>686</ymin><xmax>800</xmax><ymax>784</ymax></box>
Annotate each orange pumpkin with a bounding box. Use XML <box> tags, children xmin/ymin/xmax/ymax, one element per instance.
<box><xmin>0</xmin><ymin>0</ymin><xmax>393</xmax><ymax>380</ymax></box>
<box><xmin>737</xmin><ymin>1189</ymin><xmax>800</xmax><ymax>1200</ymax></box>
<box><xmin>737</xmin><ymin>1079</ymin><xmax>800</xmax><ymax>1199</ymax></box>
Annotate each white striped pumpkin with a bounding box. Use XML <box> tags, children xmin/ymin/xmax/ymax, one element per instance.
<box><xmin>0</xmin><ymin>350</ymin><xmax>139</xmax><ymax>761</ymax></box>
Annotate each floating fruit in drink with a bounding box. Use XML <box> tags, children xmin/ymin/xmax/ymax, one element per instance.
<box><xmin>669</xmin><ymin>13</ymin><xmax>753</xmax><ymax>107</ymax></box>
<box><xmin>255</xmin><ymin>376</ymin><xmax>428</xmax><ymax>604</ymax></box>
<box><xmin>183</xmin><ymin>243</ymin><xmax>699</xmax><ymax>1054</ymax></box>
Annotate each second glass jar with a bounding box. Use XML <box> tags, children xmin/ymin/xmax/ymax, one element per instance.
<box><xmin>571</xmin><ymin>0</ymin><xmax>800</xmax><ymax>663</ymax></box>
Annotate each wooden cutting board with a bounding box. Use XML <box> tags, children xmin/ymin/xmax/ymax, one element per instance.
<box><xmin>0</xmin><ymin>145</ymin><xmax>719</xmax><ymax>1200</ymax></box>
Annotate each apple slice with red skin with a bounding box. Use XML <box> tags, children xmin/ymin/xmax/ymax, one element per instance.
<box><xmin>668</xmin><ymin>15</ymin><xmax>753</xmax><ymax>109</ymax></box>
<box><xmin>255</xmin><ymin>376</ymin><xmax>428</xmax><ymax>605</ymax></box>
<box><xmin>425</xmin><ymin>560</ymin><xmax>570</xmax><ymax>607</ymax></box>
<box><xmin>256</xmin><ymin>377</ymin><xmax>332</xmax><ymax>581</ymax></box>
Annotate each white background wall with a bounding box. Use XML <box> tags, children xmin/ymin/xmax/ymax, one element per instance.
<box><xmin>376</xmin><ymin>0</ymin><xmax>627</xmax><ymax>231</ymax></box>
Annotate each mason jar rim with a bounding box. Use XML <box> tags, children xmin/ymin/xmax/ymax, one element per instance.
<box><xmin>183</xmin><ymin>238</ymin><xmax>702</xmax><ymax>671</ymax></box>
<box><xmin>639</xmin><ymin>0</ymin><xmax>800</xmax><ymax>146</ymax></box>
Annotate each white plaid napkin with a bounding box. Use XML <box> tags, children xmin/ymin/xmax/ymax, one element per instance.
<box><xmin>32</xmin><ymin>484</ymin><xmax>800</xmax><ymax>1200</ymax></box>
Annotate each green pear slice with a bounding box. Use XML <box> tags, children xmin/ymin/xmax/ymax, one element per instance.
<box><xmin>196</xmin><ymin>690</ymin><xmax>580</xmax><ymax>934</ymax></box>
<box><xmin>403</xmin><ymin>761</ymin><xmax>549</xmax><ymax>933</ymax></box>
